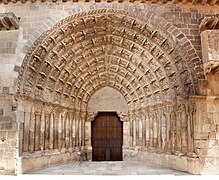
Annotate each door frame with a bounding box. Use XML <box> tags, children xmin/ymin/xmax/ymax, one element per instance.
<box><xmin>91</xmin><ymin>111</ymin><xmax>123</xmax><ymax>161</ymax></box>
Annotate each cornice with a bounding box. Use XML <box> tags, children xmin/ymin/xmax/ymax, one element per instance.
<box><xmin>0</xmin><ymin>0</ymin><xmax>218</xmax><ymax>6</ymax></box>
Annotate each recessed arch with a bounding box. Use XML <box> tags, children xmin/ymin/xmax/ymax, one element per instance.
<box><xmin>17</xmin><ymin>9</ymin><xmax>202</xmax><ymax>110</ymax></box>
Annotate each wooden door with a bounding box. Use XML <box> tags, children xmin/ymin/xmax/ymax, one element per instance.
<box><xmin>92</xmin><ymin>112</ymin><xmax>123</xmax><ymax>161</ymax></box>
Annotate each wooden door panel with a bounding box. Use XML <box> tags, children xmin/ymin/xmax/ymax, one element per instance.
<box><xmin>92</xmin><ymin>112</ymin><xmax>123</xmax><ymax>161</ymax></box>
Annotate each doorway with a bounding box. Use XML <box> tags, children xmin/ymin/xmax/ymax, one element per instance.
<box><xmin>92</xmin><ymin>112</ymin><xmax>123</xmax><ymax>161</ymax></box>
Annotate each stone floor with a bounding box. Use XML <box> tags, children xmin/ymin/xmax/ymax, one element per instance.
<box><xmin>26</xmin><ymin>161</ymin><xmax>189</xmax><ymax>176</ymax></box>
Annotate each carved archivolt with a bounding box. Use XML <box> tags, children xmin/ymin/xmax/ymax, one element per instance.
<box><xmin>17</xmin><ymin>9</ymin><xmax>199</xmax><ymax>110</ymax></box>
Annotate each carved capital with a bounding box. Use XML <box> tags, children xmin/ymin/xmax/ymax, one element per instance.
<box><xmin>0</xmin><ymin>12</ymin><xmax>19</xmax><ymax>31</ymax></box>
<box><xmin>117</xmin><ymin>112</ymin><xmax>128</xmax><ymax>122</ymax></box>
<box><xmin>86</xmin><ymin>112</ymin><xmax>98</xmax><ymax>122</ymax></box>
<box><xmin>200</xmin><ymin>17</ymin><xmax>219</xmax><ymax>32</ymax></box>
<box><xmin>204</xmin><ymin>61</ymin><xmax>219</xmax><ymax>74</ymax></box>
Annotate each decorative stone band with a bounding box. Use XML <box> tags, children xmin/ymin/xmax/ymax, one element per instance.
<box><xmin>0</xmin><ymin>12</ymin><xmax>19</xmax><ymax>31</ymax></box>
<box><xmin>199</xmin><ymin>17</ymin><xmax>219</xmax><ymax>32</ymax></box>
<box><xmin>0</xmin><ymin>0</ymin><xmax>219</xmax><ymax>5</ymax></box>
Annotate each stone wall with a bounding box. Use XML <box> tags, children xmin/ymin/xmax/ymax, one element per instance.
<box><xmin>0</xmin><ymin>95</ymin><xmax>17</xmax><ymax>175</ymax></box>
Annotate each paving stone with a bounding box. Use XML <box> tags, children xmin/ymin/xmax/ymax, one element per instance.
<box><xmin>25</xmin><ymin>161</ymin><xmax>189</xmax><ymax>176</ymax></box>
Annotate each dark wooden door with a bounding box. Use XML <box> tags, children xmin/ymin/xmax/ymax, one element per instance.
<box><xmin>92</xmin><ymin>112</ymin><xmax>123</xmax><ymax>161</ymax></box>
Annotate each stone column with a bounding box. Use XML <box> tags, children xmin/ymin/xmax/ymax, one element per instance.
<box><xmin>40</xmin><ymin>108</ymin><xmax>45</xmax><ymax>151</ymax></box>
<box><xmin>62</xmin><ymin>113</ymin><xmax>66</xmax><ymax>149</ymax></box>
<box><xmin>117</xmin><ymin>112</ymin><xmax>129</xmax><ymax>148</ymax></box>
<box><xmin>176</xmin><ymin>105</ymin><xmax>182</xmax><ymax>153</ymax></box>
<box><xmin>134</xmin><ymin>110</ymin><xmax>140</xmax><ymax>146</ymax></box>
<box><xmin>161</xmin><ymin>109</ymin><xmax>167</xmax><ymax>150</ymax></box>
<box><xmin>75</xmin><ymin>111</ymin><xmax>79</xmax><ymax>147</ymax></box>
<box><xmin>16</xmin><ymin>100</ymin><xmax>25</xmax><ymax>155</ymax></box>
<box><xmin>181</xmin><ymin>104</ymin><xmax>188</xmax><ymax>154</ymax></box>
<box><xmin>132</xmin><ymin>113</ymin><xmax>136</xmax><ymax>147</ymax></box>
<box><xmin>86</xmin><ymin>112</ymin><xmax>97</xmax><ymax>161</ymax></box>
<box><xmin>34</xmin><ymin>111</ymin><xmax>41</xmax><ymax>151</ymax></box>
<box><xmin>165</xmin><ymin>106</ymin><xmax>171</xmax><ymax>153</ymax></box>
<box><xmin>29</xmin><ymin>106</ymin><xmax>35</xmax><ymax>152</ymax></box>
<box><xmin>145</xmin><ymin>110</ymin><xmax>150</xmax><ymax>148</ymax></box>
<box><xmin>128</xmin><ymin>111</ymin><xmax>134</xmax><ymax>147</ymax></box>
<box><xmin>44</xmin><ymin>111</ymin><xmax>50</xmax><ymax>150</ymax></box>
<box><xmin>72</xmin><ymin>112</ymin><xmax>76</xmax><ymax>147</ymax></box>
<box><xmin>53</xmin><ymin>112</ymin><xmax>58</xmax><ymax>150</ymax></box>
<box><xmin>140</xmin><ymin>108</ymin><xmax>146</xmax><ymax>147</ymax></box>
<box><xmin>149</xmin><ymin>111</ymin><xmax>153</xmax><ymax>148</ymax></box>
<box><xmin>49</xmin><ymin>112</ymin><xmax>54</xmax><ymax>150</ymax></box>
<box><xmin>22</xmin><ymin>104</ymin><xmax>31</xmax><ymax>152</ymax></box>
<box><xmin>81</xmin><ymin>111</ymin><xmax>87</xmax><ymax>147</ymax></box>
<box><xmin>153</xmin><ymin>112</ymin><xmax>158</xmax><ymax>148</ymax></box>
<box><xmin>170</xmin><ymin>109</ymin><xmax>176</xmax><ymax>154</ymax></box>
<box><xmin>65</xmin><ymin>115</ymin><xmax>70</xmax><ymax>149</ymax></box>
<box><xmin>187</xmin><ymin>102</ymin><xmax>196</xmax><ymax>157</ymax></box>
<box><xmin>86</xmin><ymin>112</ymin><xmax>97</xmax><ymax>147</ymax></box>
<box><xmin>157</xmin><ymin>107</ymin><xmax>162</xmax><ymax>149</ymax></box>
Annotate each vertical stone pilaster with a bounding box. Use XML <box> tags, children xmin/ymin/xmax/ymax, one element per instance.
<box><xmin>22</xmin><ymin>110</ymin><xmax>30</xmax><ymax>152</ymax></box>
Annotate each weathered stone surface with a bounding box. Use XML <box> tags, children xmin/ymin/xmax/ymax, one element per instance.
<box><xmin>0</xmin><ymin>1</ymin><xmax>219</xmax><ymax>176</ymax></box>
<box><xmin>0</xmin><ymin>12</ymin><xmax>19</xmax><ymax>31</ymax></box>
